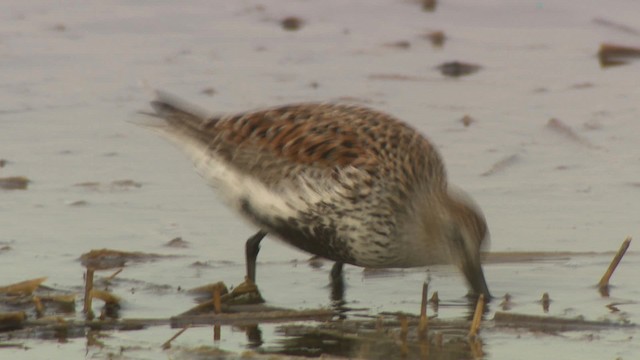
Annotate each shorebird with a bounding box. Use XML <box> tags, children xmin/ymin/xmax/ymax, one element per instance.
<box><xmin>137</xmin><ymin>92</ymin><xmax>491</xmax><ymax>298</ymax></box>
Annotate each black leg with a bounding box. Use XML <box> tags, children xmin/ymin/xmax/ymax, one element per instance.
<box><xmin>330</xmin><ymin>262</ymin><xmax>345</xmax><ymax>304</ymax></box>
<box><xmin>330</xmin><ymin>262</ymin><xmax>344</xmax><ymax>281</ymax></box>
<box><xmin>244</xmin><ymin>325</ymin><xmax>263</xmax><ymax>348</ymax></box>
<box><xmin>245</xmin><ymin>230</ymin><xmax>267</xmax><ymax>283</ymax></box>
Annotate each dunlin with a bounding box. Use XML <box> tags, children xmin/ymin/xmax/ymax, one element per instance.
<box><xmin>138</xmin><ymin>92</ymin><xmax>491</xmax><ymax>298</ymax></box>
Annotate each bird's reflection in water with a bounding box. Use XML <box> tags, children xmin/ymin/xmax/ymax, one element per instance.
<box><xmin>259</xmin><ymin>322</ymin><xmax>482</xmax><ymax>360</ymax></box>
<box><xmin>227</xmin><ymin>293</ymin><xmax>485</xmax><ymax>360</ymax></box>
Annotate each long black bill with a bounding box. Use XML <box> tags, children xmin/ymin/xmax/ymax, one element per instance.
<box><xmin>462</xmin><ymin>259</ymin><xmax>492</xmax><ymax>300</ymax></box>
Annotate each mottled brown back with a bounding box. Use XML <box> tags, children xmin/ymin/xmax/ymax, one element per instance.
<box><xmin>150</xmin><ymin>96</ymin><xmax>446</xmax><ymax>197</ymax></box>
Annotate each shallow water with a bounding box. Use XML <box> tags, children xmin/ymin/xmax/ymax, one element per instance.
<box><xmin>1</xmin><ymin>0</ymin><xmax>639</xmax><ymax>359</ymax></box>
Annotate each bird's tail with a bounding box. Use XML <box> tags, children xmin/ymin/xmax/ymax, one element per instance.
<box><xmin>132</xmin><ymin>90</ymin><xmax>214</xmax><ymax>134</ymax></box>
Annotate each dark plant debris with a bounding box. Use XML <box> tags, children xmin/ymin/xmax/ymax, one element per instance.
<box><xmin>74</xmin><ymin>179</ymin><xmax>142</xmax><ymax>192</ymax></box>
<box><xmin>460</xmin><ymin>114</ymin><xmax>475</xmax><ymax>127</ymax></box>
<box><xmin>383</xmin><ymin>40</ymin><xmax>411</xmax><ymax>49</ymax></box>
<box><xmin>437</xmin><ymin>61</ymin><xmax>481</xmax><ymax>77</ymax></box>
<box><xmin>165</xmin><ymin>237</ymin><xmax>190</xmax><ymax>249</ymax></box>
<box><xmin>201</xmin><ymin>87</ymin><xmax>216</xmax><ymax>96</ymax></box>
<box><xmin>598</xmin><ymin>43</ymin><xmax>640</xmax><ymax>67</ymax></box>
<box><xmin>421</xmin><ymin>0</ymin><xmax>437</xmax><ymax>12</ymax></box>
<box><xmin>281</xmin><ymin>16</ymin><xmax>303</xmax><ymax>31</ymax></box>
<box><xmin>424</xmin><ymin>31</ymin><xmax>446</xmax><ymax>47</ymax></box>
<box><xmin>0</xmin><ymin>176</ymin><xmax>30</xmax><ymax>190</ymax></box>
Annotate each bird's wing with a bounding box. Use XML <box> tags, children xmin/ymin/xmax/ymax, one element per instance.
<box><xmin>138</xmin><ymin>91</ymin><xmax>381</xmax><ymax>187</ymax></box>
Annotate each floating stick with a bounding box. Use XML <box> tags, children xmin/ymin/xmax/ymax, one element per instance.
<box><xmin>598</xmin><ymin>237</ymin><xmax>631</xmax><ymax>293</ymax></box>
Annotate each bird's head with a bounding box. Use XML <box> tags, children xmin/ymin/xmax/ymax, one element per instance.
<box><xmin>443</xmin><ymin>187</ymin><xmax>491</xmax><ymax>299</ymax></box>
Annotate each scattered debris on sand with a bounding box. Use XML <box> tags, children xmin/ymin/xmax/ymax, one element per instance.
<box><xmin>481</xmin><ymin>154</ymin><xmax>519</xmax><ymax>176</ymax></box>
<box><xmin>546</xmin><ymin>118</ymin><xmax>600</xmax><ymax>149</ymax></box>
<box><xmin>598</xmin><ymin>43</ymin><xmax>640</xmax><ymax>67</ymax></box>
<box><xmin>0</xmin><ymin>176</ymin><xmax>30</xmax><ymax>190</ymax></box>
<box><xmin>437</xmin><ymin>61</ymin><xmax>481</xmax><ymax>77</ymax></box>
<box><xmin>423</xmin><ymin>30</ymin><xmax>446</xmax><ymax>47</ymax></box>
<box><xmin>281</xmin><ymin>16</ymin><xmax>303</xmax><ymax>31</ymax></box>
<box><xmin>74</xmin><ymin>179</ymin><xmax>142</xmax><ymax>192</ymax></box>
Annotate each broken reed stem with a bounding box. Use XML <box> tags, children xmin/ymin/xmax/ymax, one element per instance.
<box><xmin>469</xmin><ymin>294</ymin><xmax>485</xmax><ymax>338</ymax></box>
<box><xmin>213</xmin><ymin>286</ymin><xmax>222</xmax><ymax>341</ymax></box>
<box><xmin>33</xmin><ymin>296</ymin><xmax>44</xmax><ymax>318</ymax></box>
<box><xmin>598</xmin><ymin>237</ymin><xmax>631</xmax><ymax>291</ymax></box>
<box><xmin>418</xmin><ymin>282</ymin><xmax>428</xmax><ymax>337</ymax></box>
<box><xmin>213</xmin><ymin>287</ymin><xmax>222</xmax><ymax>314</ymax></box>
<box><xmin>161</xmin><ymin>326</ymin><xmax>189</xmax><ymax>350</ymax></box>
<box><xmin>83</xmin><ymin>268</ymin><xmax>95</xmax><ymax>315</ymax></box>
